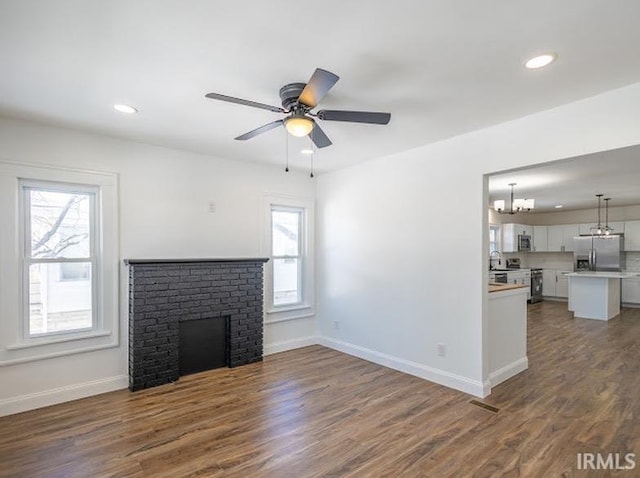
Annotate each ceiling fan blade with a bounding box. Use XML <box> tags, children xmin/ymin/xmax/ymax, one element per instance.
<box><xmin>205</xmin><ymin>92</ymin><xmax>286</xmax><ymax>113</ymax></box>
<box><xmin>308</xmin><ymin>123</ymin><xmax>332</xmax><ymax>149</ymax></box>
<box><xmin>298</xmin><ymin>68</ymin><xmax>340</xmax><ymax>108</ymax></box>
<box><xmin>235</xmin><ymin>120</ymin><xmax>284</xmax><ymax>140</ymax></box>
<box><xmin>317</xmin><ymin>110</ymin><xmax>391</xmax><ymax>125</ymax></box>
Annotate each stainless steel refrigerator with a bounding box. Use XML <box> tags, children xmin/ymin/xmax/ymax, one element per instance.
<box><xmin>573</xmin><ymin>235</ymin><xmax>624</xmax><ymax>272</ymax></box>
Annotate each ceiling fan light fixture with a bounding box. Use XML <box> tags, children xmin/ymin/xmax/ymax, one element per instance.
<box><xmin>285</xmin><ymin>116</ymin><xmax>314</xmax><ymax>137</ymax></box>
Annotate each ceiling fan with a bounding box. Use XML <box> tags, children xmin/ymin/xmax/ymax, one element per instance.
<box><xmin>205</xmin><ymin>68</ymin><xmax>391</xmax><ymax>149</ymax></box>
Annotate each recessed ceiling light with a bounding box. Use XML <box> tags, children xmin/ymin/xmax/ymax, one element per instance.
<box><xmin>113</xmin><ymin>104</ymin><xmax>138</xmax><ymax>114</ymax></box>
<box><xmin>301</xmin><ymin>149</ymin><xmax>314</xmax><ymax>155</ymax></box>
<box><xmin>555</xmin><ymin>205</ymin><xmax>564</xmax><ymax>209</ymax></box>
<box><xmin>524</xmin><ymin>53</ymin><xmax>557</xmax><ymax>70</ymax></box>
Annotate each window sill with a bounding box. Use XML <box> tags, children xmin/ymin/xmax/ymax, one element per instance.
<box><xmin>265</xmin><ymin>312</ymin><xmax>314</xmax><ymax>324</ymax></box>
<box><xmin>266</xmin><ymin>304</ymin><xmax>312</xmax><ymax>315</ymax></box>
<box><xmin>7</xmin><ymin>330</ymin><xmax>112</xmax><ymax>351</ymax></box>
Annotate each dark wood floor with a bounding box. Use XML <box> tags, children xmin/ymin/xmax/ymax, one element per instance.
<box><xmin>2</xmin><ymin>301</ymin><xmax>639</xmax><ymax>477</ymax></box>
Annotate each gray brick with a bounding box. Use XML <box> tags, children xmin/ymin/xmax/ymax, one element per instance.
<box><xmin>128</xmin><ymin>260</ymin><xmax>265</xmax><ymax>392</ymax></box>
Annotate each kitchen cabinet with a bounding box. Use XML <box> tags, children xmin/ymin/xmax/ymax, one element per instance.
<box><xmin>622</xmin><ymin>277</ymin><xmax>640</xmax><ymax>304</ymax></box>
<box><xmin>547</xmin><ymin>226</ymin><xmax>563</xmax><ymax>252</ymax></box>
<box><xmin>542</xmin><ymin>269</ymin><xmax>556</xmax><ymax>296</ymax></box>
<box><xmin>555</xmin><ymin>271</ymin><xmax>571</xmax><ymax>298</ymax></box>
<box><xmin>542</xmin><ymin>269</ymin><xmax>571</xmax><ymax>298</ymax></box>
<box><xmin>547</xmin><ymin>224</ymin><xmax>579</xmax><ymax>252</ymax></box>
<box><xmin>502</xmin><ymin>223</ymin><xmax>533</xmax><ymax>253</ymax></box>
<box><xmin>578</xmin><ymin>221</ymin><xmax>624</xmax><ymax>235</ymax></box>
<box><xmin>624</xmin><ymin>220</ymin><xmax>640</xmax><ymax>251</ymax></box>
<box><xmin>532</xmin><ymin>225</ymin><xmax>548</xmax><ymax>252</ymax></box>
<box><xmin>504</xmin><ymin>270</ymin><xmax>531</xmax><ymax>300</ymax></box>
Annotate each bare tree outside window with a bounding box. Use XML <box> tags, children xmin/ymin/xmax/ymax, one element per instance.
<box><xmin>25</xmin><ymin>187</ymin><xmax>95</xmax><ymax>335</ymax></box>
<box><xmin>31</xmin><ymin>193</ymin><xmax>89</xmax><ymax>258</ymax></box>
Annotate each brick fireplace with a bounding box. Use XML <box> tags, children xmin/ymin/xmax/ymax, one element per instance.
<box><xmin>125</xmin><ymin>258</ymin><xmax>268</xmax><ymax>391</ymax></box>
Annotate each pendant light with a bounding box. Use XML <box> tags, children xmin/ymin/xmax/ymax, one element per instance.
<box><xmin>603</xmin><ymin>197</ymin><xmax>613</xmax><ymax>235</ymax></box>
<box><xmin>590</xmin><ymin>194</ymin><xmax>604</xmax><ymax>235</ymax></box>
<box><xmin>589</xmin><ymin>194</ymin><xmax>614</xmax><ymax>235</ymax></box>
<box><xmin>494</xmin><ymin>183</ymin><xmax>534</xmax><ymax>215</ymax></box>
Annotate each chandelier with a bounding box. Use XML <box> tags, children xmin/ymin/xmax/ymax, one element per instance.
<box><xmin>493</xmin><ymin>183</ymin><xmax>534</xmax><ymax>215</ymax></box>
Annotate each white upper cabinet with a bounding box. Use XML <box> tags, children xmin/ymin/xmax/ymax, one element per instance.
<box><xmin>547</xmin><ymin>225</ymin><xmax>563</xmax><ymax>252</ymax></box>
<box><xmin>578</xmin><ymin>221</ymin><xmax>625</xmax><ymax>235</ymax></box>
<box><xmin>501</xmin><ymin>223</ymin><xmax>534</xmax><ymax>252</ymax></box>
<box><xmin>624</xmin><ymin>220</ymin><xmax>640</xmax><ymax>251</ymax></box>
<box><xmin>547</xmin><ymin>224</ymin><xmax>579</xmax><ymax>252</ymax></box>
<box><xmin>532</xmin><ymin>225</ymin><xmax>548</xmax><ymax>252</ymax></box>
<box><xmin>562</xmin><ymin>224</ymin><xmax>579</xmax><ymax>252</ymax></box>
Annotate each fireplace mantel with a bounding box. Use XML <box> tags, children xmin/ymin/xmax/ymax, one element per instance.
<box><xmin>124</xmin><ymin>258</ymin><xmax>269</xmax><ymax>265</ymax></box>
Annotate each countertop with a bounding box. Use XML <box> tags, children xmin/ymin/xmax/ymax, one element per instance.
<box><xmin>567</xmin><ymin>272</ymin><xmax>640</xmax><ymax>279</ymax></box>
<box><xmin>488</xmin><ymin>282</ymin><xmax>529</xmax><ymax>293</ymax></box>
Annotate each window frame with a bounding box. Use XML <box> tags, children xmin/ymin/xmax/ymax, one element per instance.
<box><xmin>261</xmin><ymin>194</ymin><xmax>314</xmax><ymax>321</ymax></box>
<box><xmin>0</xmin><ymin>161</ymin><xmax>119</xmax><ymax>365</ymax></box>
<box><xmin>20</xmin><ymin>180</ymin><xmax>101</xmax><ymax>339</ymax></box>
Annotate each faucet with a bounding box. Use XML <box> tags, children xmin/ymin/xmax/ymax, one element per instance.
<box><xmin>489</xmin><ymin>250</ymin><xmax>502</xmax><ymax>270</ymax></box>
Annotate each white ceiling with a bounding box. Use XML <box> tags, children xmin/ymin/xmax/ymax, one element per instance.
<box><xmin>488</xmin><ymin>144</ymin><xmax>640</xmax><ymax>213</ymax></box>
<box><xmin>1</xmin><ymin>1</ymin><xmax>640</xmax><ymax>173</ymax></box>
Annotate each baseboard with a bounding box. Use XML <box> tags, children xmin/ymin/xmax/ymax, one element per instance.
<box><xmin>317</xmin><ymin>336</ymin><xmax>487</xmax><ymax>398</ymax></box>
<box><xmin>489</xmin><ymin>357</ymin><xmax>529</xmax><ymax>388</ymax></box>
<box><xmin>622</xmin><ymin>302</ymin><xmax>640</xmax><ymax>309</ymax></box>
<box><xmin>0</xmin><ymin>375</ymin><xmax>128</xmax><ymax>417</ymax></box>
<box><xmin>264</xmin><ymin>336</ymin><xmax>317</xmax><ymax>356</ymax></box>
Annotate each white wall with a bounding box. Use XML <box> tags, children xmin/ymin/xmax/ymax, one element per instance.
<box><xmin>316</xmin><ymin>82</ymin><xmax>640</xmax><ymax>397</ymax></box>
<box><xmin>0</xmin><ymin>116</ymin><xmax>315</xmax><ymax>415</ymax></box>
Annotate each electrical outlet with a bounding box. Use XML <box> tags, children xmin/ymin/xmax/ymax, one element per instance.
<box><xmin>437</xmin><ymin>343</ymin><xmax>446</xmax><ymax>357</ymax></box>
<box><xmin>333</xmin><ymin>320</ymin><xmax>340</xmax><ymax>330</ymax></box>
<box><xmin>208</xmin><ymin>201</ymin><xmax>216</xmax><ymax>213</ymax></box>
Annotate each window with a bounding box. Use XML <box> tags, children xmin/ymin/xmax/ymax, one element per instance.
<box><xmin>22</xmin><ymin>182</ymin><xmax>98</xmax><ymax>336</ymax></box>
<box><xmin>271</xmin><ymin>206</ymin><xmax>303</xmax><ymax>306</ymax></box>
<box><xmin>261</xmin><ymin>194</ymin><xmax>314</xmax><ymax>318</ymax></box>
<box><xmin>0</xmin><ymin>161</ymin><xmax>118</xmax><ymax>364</ymax></box>
<box><xmin>489</xmin><ymin>224</ymin><xmax>501</xmax><ymax>254</ymax></box>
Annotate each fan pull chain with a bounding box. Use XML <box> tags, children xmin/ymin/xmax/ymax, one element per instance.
<box><xmin>310</xmin><ymin>143</ymin><xmax>314</xmax><ymax>178</ymax></box>
<box><xmin>285</xmin><ymin>128</ymin><xmax>290</xmax><ymax>172</ymax></box>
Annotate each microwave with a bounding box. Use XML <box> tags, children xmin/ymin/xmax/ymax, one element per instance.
<box><xmin>518</xmin><ymin>234</ymin><xmax>532</xmax><ymax>252</ymax></box>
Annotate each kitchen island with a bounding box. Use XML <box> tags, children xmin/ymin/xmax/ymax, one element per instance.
<box><xmin>488</xmin><ymin>283</ymin><xmax>528</xmax><ymax>387</ymax></box>
<box><xmin>568</xmin><ymin>271</ymin><xmax>640</xmax><ymax>321</ymax></box>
